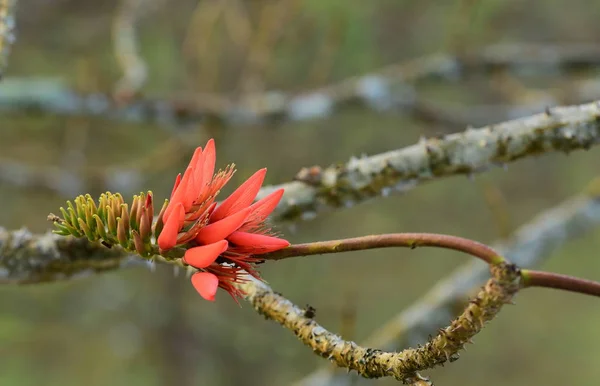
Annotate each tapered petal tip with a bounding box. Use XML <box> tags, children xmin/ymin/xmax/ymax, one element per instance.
<box><xmin>184</xmin><ymin>240</ymin><xmax>229</xmax><ymax>269</ymax></box>
<box><xmin>191</xmin><ymin>272</ymin><xmax>219</xmax><ymax>301</ymax></box>
<box><xmin>157</xmin><ymin>231</ymin><xmax>176</xmax><ymax>251</ymax></box>
<box><xmin>204</xmin><ymin>138</ymin><xmax>215</xmax><ymax>152</ymax></box>
<box><xmin>170</xmin><ymin>173</ymin><xmax>182</xmax><ymax>199</ymax></box>
<box><xmin>201</xmin><ymin>139</ymin><xmax>217</xmax><ymax>179</ymax></box>
<box><xmin>210</xmin><ymin>168</ymin><xmax>267</xmax><ymax>221</ymax></box>
<box><xmin>189</xmin><ymin>146</ymin><xmax>203</xmax><ymax>168</ymax></box>
<box><xmin>240</xmin><ymin>188</ymin><xmax>285</xmax><ymax>231</ymax></box>
<box><xmin>228</xmin><ymin>231</ymin><xmax>290</xmax><ymax>253</ymax></box>
<box><xmin>255</xmin><ymin>188</ymin><xmax>285</xmax><ymax>215</ymax></box>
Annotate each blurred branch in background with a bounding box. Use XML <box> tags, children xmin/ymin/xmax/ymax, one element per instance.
<box><xmin>305</xmin><ymin>10</ymin><xmax>345</xmax><ymax>86</ymax></box>
<box><xmin>237</xmin><ymin>0</ymin><xmax>301</xmax><ymax>94</ymax></box>
<box><xmin>0</xmin><ymin>135</ymin><xmax>189</xmax><ymax>197</ymax></box>
<box><xmin>1</xmin><ymin>99</ymin><xmax>599</xmax><ymax>221</ymax></box>
<box><xmin>263</xmin><ymin>99</ymin><xmax>600</xmax><ymax>222</ymax></box>
<box><xmin>182</xmin><ymin>0</ymin><xmax>229</xmax><ymax>93</ymax></box>
<box><xmin>1</xmin><ymin>44</ymin><xmax>600</xmax><ymax>127</ymax></box>
<box><xmin>445</xmin><ymin>0</ymin><xmax>481</xmax><ymax>56</ymax></box>
<box><xmin>296</xmin><ymin>177</ymin><xmax>600</xmax><ymax>386</ymax></box>
<box><xmin>0</xmin><ymin>0</ymin><xmax>16</xmax><ymax>78</ymax></box>
<box><xmin>112</xmin><ymin>0</ymin><xmax>151</xmax><ymax>102</ymax></box>
<box><xmin>478</xmin><ymin>178</ymin><xmax>513</xmax><ymax>239</ymax></box>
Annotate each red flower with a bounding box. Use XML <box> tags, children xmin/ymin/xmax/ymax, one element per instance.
<box><xmin>157</xmin><ymin>139</ymin><xmax>289</xmax><ymax>301</ymax></box>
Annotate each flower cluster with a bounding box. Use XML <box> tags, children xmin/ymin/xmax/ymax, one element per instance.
<box><xmin>156</xmin><ymin>139</ymin><xmax>289</xmax><ymax>301</ymax></box>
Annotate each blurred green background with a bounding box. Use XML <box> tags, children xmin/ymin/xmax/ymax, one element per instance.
<box><xmin>1</xmin><ymin>0</ymin><xmax>600</xmax><ymax>385</ymax></box>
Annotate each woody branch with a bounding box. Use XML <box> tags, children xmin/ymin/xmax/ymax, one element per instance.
<box><xmin>266</xmin><ymin>99</ymin><xmax>600</xmax><ymax>222</ymax></box>
<box><xmin>238</xmin><ymin>262</ymin><xmax>522</xmax><ymax>382</ymax></box>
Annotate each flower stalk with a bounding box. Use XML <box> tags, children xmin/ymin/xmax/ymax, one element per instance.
<box><xmin>521</xmin><ymin>269</ymin><xmax>600</xmax><ymax>297</ymax></box>
<box><xmin>262</xmin><ymin>233</ymin><xmax>505</xmax><ymax>265</ymax></box>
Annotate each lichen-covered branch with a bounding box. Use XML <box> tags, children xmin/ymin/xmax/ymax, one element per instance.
<box><xmin>296</xmin><ymin>179</ymin><xmax>600</xmax><ymax>386</ymax></box>
<box><xmin>1</xmin><ymin>43</ymin><xmax>599</xmax><ymax>126</ymax></box>
<box><xmin>0</xmin><ymin>227</ymin><xmax>136</xmax><ymax>283</ymax></box>
<box><xmin>237</xmin><ymin>262</ymin><xmax>521</xmax><ymax>382</ymax></box>
<box><xmin>112</xmin><ymin>0</ymin><xmax>149</xmax><ymax>100</ymax></box>
<box><xmin>264</xmin><ymin>100</ymin><xmax>600</xmax><ymax>222</ymax></box>
<box><xmin>0</xmin><ymin>0</ymin><xmax>16</xmax><ymax>78</ymax></box>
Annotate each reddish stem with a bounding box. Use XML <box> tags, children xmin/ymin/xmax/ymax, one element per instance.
<box><xmin>521</xmin><ymin>270</ymin><xmax>600</xmax><ymax>298</ymax></box>
<box><xmin>262</xmin><ymin>233</ymin><xmax>505</xmax><ymax>265</ymax></box>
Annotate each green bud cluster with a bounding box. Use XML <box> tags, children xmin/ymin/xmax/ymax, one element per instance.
<box><xmin>50</xmin><ymin>192</ymin><xmax>168</xmax><ymax>258</ymax></box>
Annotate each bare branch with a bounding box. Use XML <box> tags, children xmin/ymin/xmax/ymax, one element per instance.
<box><xmin>112</xmin><ymin>0</ymin><xmax>149</xmax><ymax>101</ymax></box>
<box><xmin>237</xmin><ymin>0</ymin><xmax>301</xmax><ymax>94</ymax></box>
<box><xmin>1</xmin><ymin>43</ymin><xmax>600</xmax><ymax>125</ymax></box>
<box><xmin>263</xmin><ymin>100</ymin><xmax>600</xmax><ymax>222</ymax></box>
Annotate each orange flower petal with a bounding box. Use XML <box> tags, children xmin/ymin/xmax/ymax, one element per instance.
<box><xmin>165</xmin><ymin>167</ymin><xmax>193</xmax><ymax>220</ymax></box>
<box><xmin>183</xmin><ymin>240</ymin><xmax>228</xmax><ymax>269</ymax></box>
<box><xmin>189</xmin><ymin>147</ymin><xmax>203</xmax><ymax>171</ymax></box>
<box><xmin>170</xmin><ymin>173</ymin><xmax>182</xmax><ymax>199</ymax></box>
<box><xmin>158</xmin><ymin>202</ymin><xmax>185</xmax><ymax>250</ymax></box>
<box><xmin>189</xmin><ymin>147</ymin><xmax>205</xmax><ymax>197</ymax></box>
<box><xmin>191</xmin><ymin>272</ymin><xmax>219</xmax><ymax>301</ymax></box>
<box><xmin>210</xmin><ymin>168</ymin><xmax>266</xmax><ymax>222</ymax></box>
<box><xmin>240</xmin><ymin>188</ymin><xmax>284</xmax><ymax>231</ymax></box>
<box><xmin>250</xmin><ymin>188</ymin><xmax>283</xmax><ymax>220</ymax></box>
<box><xmin>202</xmin><ymin>139</ymin><xmax>216</xmax><ymax>183</ymax></box>
<box><xmin>227</xmin><ymin>231</ymin><xmax>290</xmax><ymax>253</ymax></box>
<box><xmin>184</xmin><ymin>172</ymin><xmax>200</xmax><ymax>209</ymax></box>
<box><xmin>195</xmin><ymin>206</ymin><xmax>251</xmax><ymax>245</ymax></box>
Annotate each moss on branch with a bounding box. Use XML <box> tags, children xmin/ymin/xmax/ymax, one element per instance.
<box><xmin>238</xmin><ymin>263</ymin><xmax>521</xmax><ymax>382</ymax></box>
<box><xmin>265</xmin><ymin>100</ymin><xmax>600</xmax><ymax>222</ymax></box>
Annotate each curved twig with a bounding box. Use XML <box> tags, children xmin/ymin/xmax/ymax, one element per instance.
<box><xmin>263</xmin><ymin>233</ymin><xmax>505</xmax><ymax>265</ymax></box>
<box><xmin>295</xmin><ymin>178</ymin><xmax>600</xmax><ymax>386</ymax></box>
